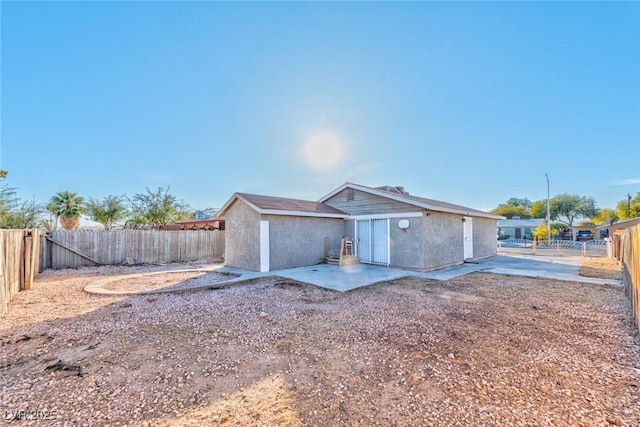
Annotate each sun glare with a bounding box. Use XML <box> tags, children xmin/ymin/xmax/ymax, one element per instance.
<box><xmin>302</xmin><ymin>133</ymin><xmax>344</xmax><ymax>170</ymax></box>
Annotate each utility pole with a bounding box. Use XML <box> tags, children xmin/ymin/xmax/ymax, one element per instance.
<box><xmin>545</xmin><ymin>174</ymin><xmax>551</xmax><ymax>244</ymax></box>
<box><xmin>628</xmin><ymin>193</ymin><xmax>632</xmax><ymax>218</ymax></box>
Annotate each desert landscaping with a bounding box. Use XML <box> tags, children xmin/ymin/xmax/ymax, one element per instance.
<box><xmin>1</xmin><ymin>259</ymin><xmax>639</xmax><ymax>426</ymax></box>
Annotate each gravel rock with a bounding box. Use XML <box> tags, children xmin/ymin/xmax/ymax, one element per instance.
<box><xmin>1</xmin><ymin>264</ymin><xmax>639</xmax><ymax>426</ymax></box>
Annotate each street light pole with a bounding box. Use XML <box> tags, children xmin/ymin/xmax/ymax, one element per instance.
<box><xmin>545</xmin><ymin>174</ymin><xmax>551</xmax><ymax>244</ymax></box>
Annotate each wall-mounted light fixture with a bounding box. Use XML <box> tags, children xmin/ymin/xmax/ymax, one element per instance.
<box><xmin>398</xmin><ymin>219</ymin><xmax>410</xmax><ymax>231</ymax></box>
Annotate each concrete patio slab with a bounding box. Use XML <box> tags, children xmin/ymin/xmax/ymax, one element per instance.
<box><xmin>476</xmin><ymin>254</ymin><xmax>621</xmax><ymax>286</ymax></box>
<box><xmin>221</xmin><ymin>254</ymin><xmax>620</xmax><ymax>291</ymax></box>
<box><xmin>250</xmin><ymin>263</ymin><xmax>412</xmax><ymax>292</ymax></box>
<box><xmin>85</xmin><ymin>254</ymin><xmax>622</xmax><ymax>295</ymax></box>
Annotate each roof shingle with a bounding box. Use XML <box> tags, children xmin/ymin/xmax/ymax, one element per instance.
<box><xmin>237</xmin><ymin>193</ymin><xmax>347</xmax><ymax>215</ymax></box>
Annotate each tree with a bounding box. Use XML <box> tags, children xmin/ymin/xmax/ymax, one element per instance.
<box><xmin>0</xmin><ymin>181</ymin><xmax>18</xmax><ymax>228</ymax></box>
<box><xmin>2</xmin><ymin>200</ymin><xmax>44</xmax><ymax>229</ymax></box>
<box><xmin>549</xmin><ymin>194</ymin><xmax>599</xmax><ymax>227</ymax></box>
<box><xmin>490</xmin><ymin>197</ymin><xmax>532</xmax><ymax>218</ymax></box>
<box><xmin>49</xmin><ymin>191</ymin><xmax>86</xmax><ymax>230</ymax></box>
<box><xmin>592</xmin><ymin>208</ymin><xmax>618</xmax><ymax>226</ymax></box>
<box><xmin>532</xmin><ymin>223</ymin><xmax>559</xmax><ymax>242</ymax></box>
<box><xmin>491</xmin><ymin>205</ymin><xmax>530</xmax><ymax>219</ymax></box>
<box><xmin>616</xmin><ymin>192</ymin><xmax>640</xmax><ymax>220</ymax></box>
<box><xmin>86</xmin><ymin>195</ymin><xmax>128</xmax><ymax>230</ymax></box>
<box><xmin>128</xmin><ymin>187</ymin><xmax>190</xmax><ymax>230</ymax></box>
<box><xmin>530</xmin><ymin>200</ymin><xmax>548</xmax><ymax>219</ymax></box>
<box><xmin>45</xmin><ymin>202</ymin><xmax>59</xmax><ymax>231</ymax></box>
<box><xmin>0</xmin><ymin>172</ymin><xmax>44</xmax><ymax>229</ymax></box>
<box><xmin>504</xmin><ymin>197</ymin><xmax>532</xmax><ymax>208</ymax></box>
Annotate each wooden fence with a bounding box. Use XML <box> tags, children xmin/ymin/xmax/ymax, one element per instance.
<box><xmin>1</xmin><ymin>229</ymin><xmax>41</xmax><ymax>316</ymax></box>
<box><xmin>620</xmin><ymin>224</ymin><xmax>640</xmax><ymax>331</ymax></box>
<box><xmin>42</xmin><ymin>230</ymin><xmax>225</xmax><ymax>269</ymax></box>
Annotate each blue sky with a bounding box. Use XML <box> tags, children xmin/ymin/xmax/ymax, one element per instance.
<box><xmin>2</xmin><ymin>1</ymin><xmax>639</xmax><ymax>213</ymax></box>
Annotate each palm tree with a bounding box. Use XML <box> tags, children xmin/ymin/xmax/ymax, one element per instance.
<box><xmin>49</xmin><ymin>191</ymin><xmax>86</xmax><ymax>230</ymax></box>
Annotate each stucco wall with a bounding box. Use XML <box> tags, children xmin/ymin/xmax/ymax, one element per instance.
<box><xmin>473</xmin><ymin>217</ymin><xmax>498</xmax><ymax>259</ymax></box>
<box><xmin>344</xmin><ymin>219</ymin><xmax>356</xmax><ymax>241</ymax></box>
<box><xmin>265</xmin><ymin>215</ymin><xmax>345</xmax><ymax>270</ymax></box>
<box><xmin>224</xmin><ymin>200</ymin><xmax>261</xmax><ymax>271</ymax></box>
<box><xmin>423</xmin><ymin>212</ymin><xmax>464</xmax><ymax>270</ymax></box>
<box><xmin>389</xmin><ymin>216</ymin><xmax>426</xmax><ymax>270</ymax></box>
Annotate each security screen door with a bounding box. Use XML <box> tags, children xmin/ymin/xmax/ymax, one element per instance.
<box><xmin>356</xmin><ymin>219</ymin><xmax>389</xmax><ymax>265</ymax></box>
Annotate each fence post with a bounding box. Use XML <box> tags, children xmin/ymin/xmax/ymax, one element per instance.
<box><xmin>532</xmin><ymin>239</ymin><xmax>536</xmax><ymax>255</ymax></box>
<box><xmin>22</xmin><ymin>232</ymin><xmax>32</xmax><ymax>290</ymax></box>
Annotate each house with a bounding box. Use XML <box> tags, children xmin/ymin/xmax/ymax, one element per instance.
<box><xmin>559</xmin><ymin>225</ymin><xmax>600</xmax><ymax>241</ymax></box>
<box><xmin>163</xmin><ymin>218</ymin><xmax>225</xmax><ymax>231</ymax></box>
<box><xmin>497</xmin><ymin>218</ymin><xmax>545</xmax><ymax>240</ymax></box>
<box><xmin>218</xmin><ymin>183</ymin><xmax>503</xmax><ymax>273</ymax></box>
<box><xmin>596</xmin><ymin>217</ymin><xmax>640</xmax><ymax>239</ymax></box>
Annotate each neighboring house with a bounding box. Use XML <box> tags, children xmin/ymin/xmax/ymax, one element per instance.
<box><xmin>559</xmin><ymin>225</ymin><xmax>599</xmax><ymax>241</ymax></box>
<box><xmin>497</xmin><ymin>218</ymin><xmax>545</xmax><ymax>240</ymax></box>
<box><xmin>194</xmin><ymin>209</ymin><xmax>220</xmax><ymax>220</ymax></box>
<box><xmin>596</xmin><ymin>217</ymin><xmax>640</xmax><ymax>239</ymax></box>
<box><xmin>218</xmin><ymin>182</ymin><xmax>503</xmax><ymax>272</ymax></box>
<box><xmin>163</xmin><ymin>218</ymin><xmax>225</xmax><ymax>231</ymax></box>
<box><xmin>498</xmin><ymin>218</ymin><xmax>602</xmax><ymax>241</ymax></box>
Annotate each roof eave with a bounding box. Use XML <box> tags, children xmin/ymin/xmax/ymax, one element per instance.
<box><xmin>217</xmin><ymin>193</ymin><xmax>240</xmax><ymax>218</ymax></box>
<box><xmin>320</xmin><ymin>182</ymin><xmax>504</xmax><ymax>220</ymax></box>
<box><xmin>259</xmin><ymin>209</ymin><xmax>349</xmax><ymax>219</ymax></box>
<box><xmin>595</xmin><ymin>216</ymin><xmax>640</xmax><ymax>229</ymax></box>
<box><xmin>218</xmin><ymin>193</ymin><xmax>348</xmax><ymax>219</ymax></box>
<box><xmin>219</xmin><ymin>193</ymin><xmax>263</xmax><ymax>218</ymax></box>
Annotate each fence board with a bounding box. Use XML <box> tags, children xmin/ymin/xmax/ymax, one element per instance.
<box><xmin>621</xmin><ymin>224</ymin><xmax>640</xmax><ymax>331</ymax></box>
<box><xmin>1</xmin><ymin>229</ymin><xmax>41</xmax><ymax>316</ymax></box>
<box><xmin>47</xmin><ymin>230</ymin><xmax>225</xmax><ymax>269</ymax></box>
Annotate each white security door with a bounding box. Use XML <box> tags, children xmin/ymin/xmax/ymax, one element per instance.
<box><xmin>463</xmin><ymin>217</ymin><xmax>473</xmax><ymax>260</ymax></box>
<box><xmin>371</xmin><ymin>219</ymin><xmax>389</xmax><ymax>264</ymax></box>
<box><xmin>356</xmin><ymin>220</ymin><xmax>371</xmax><ymax>262</ymax></box>
<box><xmin>356</xmin><ymin>219</ymin><xmax>389</xmax><ymax>265</ymax></box>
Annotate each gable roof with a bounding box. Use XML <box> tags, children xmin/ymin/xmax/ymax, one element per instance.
<box><xmin>218</xmin><ymin>192</ymin><xmax>349</xmax><ymax>219</ymax></box>
<box><xmin>319</xmin><ymin>182</ymin><xmax>504</xmax><ymax>220</ymax></box>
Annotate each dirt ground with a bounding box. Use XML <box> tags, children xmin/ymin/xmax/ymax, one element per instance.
<box><xmin>579</xmin><ymin>257</ymin><xmax>623</xmax><ymax>280</ymax></box>
<box><xmin>1</xmin><ymin>261</ymin><xmax>639</xmax><ymax>426</ymax></box>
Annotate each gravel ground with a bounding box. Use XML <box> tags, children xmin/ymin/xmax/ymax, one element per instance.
<box><xmin>1</xmin><ymin>262</ymin><xmax>639</xmax><ymax>426</ymax></box>
<box><xmin>102</xmin><ymin>270</ymin><xmax>235</xmax><ymax>293</ymax></box>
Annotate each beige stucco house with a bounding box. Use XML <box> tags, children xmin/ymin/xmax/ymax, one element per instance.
<box><xmin>218</xmin><ymin>182</ymin><xmax>504</xmax><ymax>272</ymax></box>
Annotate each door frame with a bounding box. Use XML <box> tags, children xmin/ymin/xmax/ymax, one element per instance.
<box><xmin>463</xmin><ymin>216</ymin><xmax>473</xmax><ymax>260</ymax></box>
<box><xmin>354</xmin><ymin>218</ymin><xmax>390</xmax><ymax>266</ymax></box>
